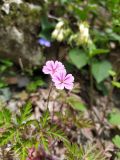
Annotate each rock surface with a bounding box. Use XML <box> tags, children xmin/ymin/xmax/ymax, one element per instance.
<box><xmin>0</xmin><ymin>0</ymin><xmax>44</xmax><ymax>68</ymax></box>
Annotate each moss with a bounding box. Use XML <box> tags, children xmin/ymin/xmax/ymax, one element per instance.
<box><xmin>0</xmin><ymin>2</ymin><xmax>44</xmax><ymax>68</ymax></box>
<box><xmin>23</xmin><ymin>0</ymin><xmax>44</xmax><ymax>5</ymax></box>
<box><xmin>0</xmin><ymin>2</ymin><xmax>41</xmax><ymax>28</ymax></box>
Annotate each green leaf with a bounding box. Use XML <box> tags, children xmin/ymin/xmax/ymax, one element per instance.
<box><xmin>41</xmin><ymin>136</ymin><xmax>49</xmax><ymax>151</ymax></box>
<box><xmin>73</xmin><ymin>5</ymin><xmax>88</xmax><ymax>20</ymax></box>
<box><xmin>109</xmin><ymin>70</ymin><xmax>116</xmax><ymax>77</ymax></box>
<box><xmin>25</xmin><ymin>120</ymin><xmax>40</xmax><ymax>129</ymax></box>
<box><xmin>41</xmin><ymin>16</ymin><xmax>54</xmax><ymax>31</ymax></box>
<box><xmin>26</xmin><ymin>79</ymin><xmax>46</xmax><ymax>92</ymax></box>
<box><xmin>0</xmin><ymin>111</ymin><xmax>4</xmax><ymax>123</ymax></box>
<box><xmin>0</xmin><ymin>59</ymin><xmax>13</xmax><ymax>67</ymax></box>
<box><xmin>0</xmin><ymin>128</ymin><xmax>15</xmax><ymax>146</ymax></box>
<box><xmin>60</xmin><ymin>0</ymin><xmax>69</xmax><ymax>3</ymax></box>
<box><xmin>96</xmin><ymin>82</ymin><xmax>108</xmax><ymax>96</ymax></box>
<box><xmin>39</xmin><ymin>16</ymin><xmax>54</xmax><ymax>40</ymax></box>
<box><xmin>92</xmin><ymin>60</ymin><xmax>112</xmax><ymax>83</ymax></box>
<box><xmin>67</xmin><ymin>96</ymin><xmax>86</xmax><ymax>111</ymax></box>
<box><xmin>40</xmin><ymin>111</ymin><xmax>50</xmax><ymax>128</ymax></box>
<box><xmin>14</xmin><ymin>142</ymin><xmax>27</xmax><ymax>160</ymax></box>
<box><xmin>90</xmin><ymin>49</ymin><xmax>109</xmax><ymax>57</ymax></box>
<box><xmin>106</xmin><ymin>29</ymin><xmax>120</xmax><ymax>42</ymax></box>
<box><xmin>112</xmin><ymin>81</ymin><xmax>120</xmax><ymax>88</ymax></box>
<box><xmin>113</xmin><ymin>135</ymin><xmax>120</xmax><ymax>148</ymax></box>
<box><xmin>117</xmin><ymin>152</ymin><xmax>120</xmax><ymax>159</ymax></box>
<box><xmin>69</xmin><ymin>48</ymin><xmax>88</xmax><ymax>69</ymax></box>
<box><xmin>47</xmin><ymin>125</ymin><xmax>68</xmax><ymax>142</ymax></box>
<box><xmin>13</xmin><ymin>140</ymin><xmax>35</xmax><ymax>160</ymax></box>
<box><xmin>17</xmin><ymin>102</ymin><xmax>32</xmax><ymax>124</ymax></box>
<box><xmin>0</xmin><ymin>80</ymin><xmax>7</xmax><ymax>88</ymax></box>
<box><xmin>108</xmin><ymin>111</ymin><xmax>120</xmax><ymax>125</ymax></box>
<box><xmin>0</xmin><ymin>108</ymin><xmax>11</xmax><ymax>127</ymax></box>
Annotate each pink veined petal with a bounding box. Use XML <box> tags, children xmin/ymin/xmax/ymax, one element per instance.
<box><xmin>46</xmin><ymin>60</ymin><xmax>54</xmax><ymax>66</ymax></box>
<box><xmin>46</xmin><ymin>60</ymin><xmax>54</xmax><ymax>70</ymax></box>
<box><xmin>42</xmin><ymin>66</ymin><xmax>51</xmax><ymax>74</ymax></box>
<box><xmin>52</xmin><ymin>69</ymin><xmax>66</xmax><ymax>80</ymax></box>
<box><xmin>59</xmin><ymin>70</ymin><xmax>66</xmax><ymax>81</ymax></box>
<box><xmin>58</xmin><ymin>61</ymin><xmax>65</xmax><ymax>70</ymax></box>
<box><xmin>64</xmin><ymin>74</ymin><xmax>74</xmax><ymax>83</ymax></box>
<box><xmin>54</xmin><ymin>61</ymin><xmax>59</xmax><ymax>69</ymax></box>
<box><xmin>53</xmin><ymin>62</ymin><xmax>65</xmax><ymax>74</ymax></box>
<box><xmin>64</xmin><ymin>82</ymin><xmax>74</xmax><ymax>90</ymax></box>
<box><xmin>43</xmin><ymin>60</ymin><xmax>66</xmax><ymax>76</ymax></box>
<box><xmin>55</xmin><ymin>83</ymin><xmax>65</xmax><ymax>90</ymax></box>
<box><xmin>52</xmin><ymin>74</ymin><xmax>61</xmax><ymax>83</ymax></box>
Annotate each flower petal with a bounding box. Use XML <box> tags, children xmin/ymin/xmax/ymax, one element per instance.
<box><xmin>55</xmin><ymin>83</ymin><xmax>64</xmax><ymax>90</ymax></box>
<box><xmin>42</xmin><ymin>66</ymin><xmax>51</xmax><ymax>74</ymax></box>
<box><xmin>64</xmin><ymin>74</ymin><xmax>74</xmax><ymax>83</ymax></box>
<box><xmin>64</xmin><ymin>82</ymin><xmax>74</xmax><ymax>90</ymax></box>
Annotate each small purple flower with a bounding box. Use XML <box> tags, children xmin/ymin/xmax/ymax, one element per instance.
<box><xmin>38</xmin><ymin>38</ymin><xmax>51</xmax><ymax>47</ymax></box>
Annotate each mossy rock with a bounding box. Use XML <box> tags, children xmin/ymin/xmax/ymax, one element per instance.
<box><xmin>0</xmin><ymin>2</ymin><xmax>44</xmax><ymax>68</ymax></box>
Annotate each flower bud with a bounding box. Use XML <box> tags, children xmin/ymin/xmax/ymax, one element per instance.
<box><xmin>57</xmin><ymin>30</ymin><xmax>64</xmax><ymax>42</ymax></box>
<box><xmin>78</xmin><ymin>22</ymin><xmax>90</xmax><ymax>44</ymax></box>
<box><xmin>56</xmin><ymin>21</ymin><xmax>64</xmax><ymax>29</ymax></box>
<box><xmin>52</xmin><ymin>29</ymin><xmax>59</xmax><ymax>39</ymax></box>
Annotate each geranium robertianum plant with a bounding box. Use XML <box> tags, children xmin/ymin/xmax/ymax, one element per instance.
<box><xmin>0</xmin><ymin>60</ymin><xmax>106</xmax><ymax>160</ymax></box>
<box><xmin>0</xmin><ymin>60</ymin><xmax>74</xmax><ymax>160</ymax></box>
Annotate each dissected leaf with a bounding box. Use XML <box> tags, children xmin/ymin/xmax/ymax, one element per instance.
<box><xmin>108</xmin><ymin>111</ymin><xmax>120</xmax><ymax>126</ymax></box>
<box><xmin>113</xmin><ymin>135</ymin><xmax>120</xmax><ymax>148</ymax></box>
<box><xmin>47</xmin><ymin>125</ymin><xmax>68</xmax><ymax>142</ymax></box>
<box><xmin>17</xmin><ymin>102</ymin><xmax>32</xmax><ymax>124</ymax></box>
<box><xmin>0</xmin><ymin>128</ymin><xmax>15</xmax><ymax>146</ymax></box>
<box><xmin>0</xmin><ymin>108</ymin><xmax>11</xmax><ymax>127</ymax></box>
<box><xmin>26</xmin><ymin>79</ymin><xmax>46</xmax><ymax>92</ymax></box>
<box><xmin>67</xmin><ymin>96</ymin><xmax>86</xmax><ymax>111</ymax></box>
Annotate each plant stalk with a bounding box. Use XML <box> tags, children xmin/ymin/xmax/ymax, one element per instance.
<box><xmin>46</xmin><ymin>83</ymin><xmax>53</xmax><ymax>110</ymax></box>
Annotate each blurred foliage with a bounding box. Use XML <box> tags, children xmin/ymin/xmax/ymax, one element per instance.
<box><xmin>26</xmin><ymin>79</ymin><xmax>46</xmax><ymax>92</ymax></box>
<box><xmin>0</xmin><ymin>59</ymin><xmax>13</xmax><ymax>88</ymax></box>
<box><xmin>65</xmin><ymin>142</ymin><xmax>106</xmax><ymax>160</ymax></box>
<box><xmin>37</xmin><ymin>0</ymin><xmax>120</xmax><ymax>85</ymax></box>
<box><xmin>0</xmin><ymin>103</ymin><xmax>68</xmax><ymax>159</ymax></box>
<box><xmin>0</xmin><ymin>0</ymin><xmax>120</xmax><ymax>159</ymax></box>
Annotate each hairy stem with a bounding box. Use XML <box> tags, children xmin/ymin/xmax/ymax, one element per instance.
<box><xmin>46</xmin><ymin>83</ymin><xmax>53</xmax><ymax>110</ymax></box>
<box><xmin>89</xmin><ymin>62</ymin><xmax>94</xmax><ymax>108</ymax></box>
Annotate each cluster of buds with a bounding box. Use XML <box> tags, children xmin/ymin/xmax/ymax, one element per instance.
<box><xmin>78</xmin><ymin>22</ymin><xmax>90</xmax><ymax>44</ymax></box>
<box><xmin>52</xmin><ymin>19</ymin><xmax>71</xmax><ymax>42</ymax></box>
<box><xmin>52</xmin><ymin>20</ymin><xmax>90</xmax><ymax>46</ymax></box>
<box><xmin>69</xmin><ymin>22</ymin><xmax>90</xmax><ymax>46</ymax></box>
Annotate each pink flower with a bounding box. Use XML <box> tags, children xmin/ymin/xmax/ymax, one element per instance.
<box><xmin>52</xmin><ymin>70</ymin><xmax>74</xmax><ymax>90</ymax></box>
<box><xmin>42</xmin><ymin>60</ymin><xmax>65</xmax><ymax>76</ymax></box>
